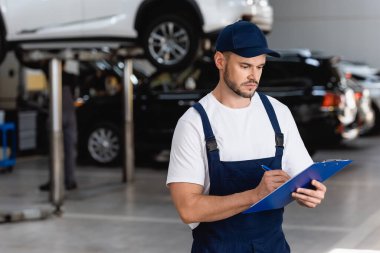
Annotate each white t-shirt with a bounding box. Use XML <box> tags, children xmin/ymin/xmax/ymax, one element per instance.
<box><xmin>166</xmin><ymin>92</ymin><xmax>313</xmax><ymax>229</ymax></box>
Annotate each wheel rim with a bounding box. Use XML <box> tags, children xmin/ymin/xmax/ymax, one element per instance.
<box><xmin>148</xmin><ymin>21</ymin><xmax>190</xmax><ymax>66</ymax></box>
<box><xmin>88</xmin><ymin>127</ymin><xmax>120</xmax><ymax>163</ymax></box>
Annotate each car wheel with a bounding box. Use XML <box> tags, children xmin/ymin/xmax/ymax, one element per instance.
<box><xmin>142</xmin><ymin>14</ymin><xmax>200</xmax><ymax>71</ymax></box>
<box><xmin>86</xmin><ymin>124</ymin><xmax>121</xmax><ymax>165</ymax></box>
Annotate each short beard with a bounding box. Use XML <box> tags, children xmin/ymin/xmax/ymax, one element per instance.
<box><xmin>223</xmin><ymin>64</ymin><xmax>258</xmax><ymax>99</ymax></box>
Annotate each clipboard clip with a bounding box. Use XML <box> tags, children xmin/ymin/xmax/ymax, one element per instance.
<box><xmin>323</xmin><ymin>159</ymin><xmax>340</xmax><ymax>162</ymax></box>
<box><xmin>323</xmin><ymin>159</ymin><xmax>343</xmax><ymax>162</ymax></box>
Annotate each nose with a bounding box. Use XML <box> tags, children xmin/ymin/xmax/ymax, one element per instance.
<box><xmin>248</xmin><ymin>70</ymin><xmax>256</xmax><ymax>81</ymax></box>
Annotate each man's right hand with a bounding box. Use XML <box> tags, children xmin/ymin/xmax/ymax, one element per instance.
<box><xmin>168</xmin><ymin>170</ymin><xmax>291</xmax><ymax>224</ymax></box>
<box><xmin>256</xmin><ymin>170</ymin><xmax>291</xmax><ymax>200</ymax></box>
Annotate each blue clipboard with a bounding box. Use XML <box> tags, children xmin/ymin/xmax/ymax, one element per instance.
<box><xmin>243</xmin><ymin>159</ymin><xmax>352</xmax><ymax>213</ymax></box>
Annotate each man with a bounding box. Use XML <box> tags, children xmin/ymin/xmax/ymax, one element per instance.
<box><xmin>166</xmin><ymin>21</ymin><xmax>326</xmax><ymax>252</ymax></box>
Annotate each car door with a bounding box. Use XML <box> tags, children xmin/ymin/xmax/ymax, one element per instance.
<box><xmin>82</xmin><ymin>0</ymin><xmax>140</xmax><ymax>37</ymax></box>
<box><xmin>135</xmin><ymin>79</ymin><xmax>205</xmax><ymax>148</ymax></box>
<box><xmin>5</xmin><ymin>0</ymin><xmax>82</xmax><ymax>40</ymax></box>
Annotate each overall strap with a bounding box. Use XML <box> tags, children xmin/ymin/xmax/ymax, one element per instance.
<box><xmin>258</xmin><ymin>93</ymin><xmax>284</xmax><ymax>169</ymax></box>
<box><xmin>192</xmin><ymin>103</ymin><xmax>220</xmax><ymax>161</ymax></box>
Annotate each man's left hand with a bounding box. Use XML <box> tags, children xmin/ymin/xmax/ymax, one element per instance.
<box><xmin>292</xmin><ymin>180</ymin><xmax>326</xmax><ymax>208</ymax></box>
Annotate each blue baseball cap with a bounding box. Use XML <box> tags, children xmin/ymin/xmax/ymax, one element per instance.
<box><xmin>215</xmin><ymin>20</ymin><xmax>280</xmax><ymax>58</ymax></box>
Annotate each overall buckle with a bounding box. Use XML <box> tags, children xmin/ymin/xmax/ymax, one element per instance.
<box><xmin>206</xmin><ymin>137</ymin><xmax>218</xmax><ymax>152</ymax></box>
<box><xmin>275</xmin><ymin>133</ymin><xmax>284</xmax><ymax>148</ymax></box>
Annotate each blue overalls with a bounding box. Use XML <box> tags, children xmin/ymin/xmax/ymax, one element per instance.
<box><xmin>191</xmin><ymin>93</ymin><xmax>290</xmax><ymax>253</ymax></box>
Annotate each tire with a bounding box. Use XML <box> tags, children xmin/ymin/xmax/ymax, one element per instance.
<box><xmin>367</xmin><ymin>101</ymin><xmax>380</xmax><ymax>135</ymax></box>
<box><xmin>86</xmin><ymin>123</ymin><xmax>122</xmax><ymax>166</ymax></box>
<box><xmin>141</xmin><ymin>14</ymin><xmax>200</xmax><ymax>71</ymax></box>
<box><xmin>0</xmin><ymin>27</ymin><xmax>6</xmax><ymax>64</ymax></box>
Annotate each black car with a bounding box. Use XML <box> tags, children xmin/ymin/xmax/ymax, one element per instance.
<box><xmin>76</xmin><ymin>50</ymin><xmax>361</xmax><ymax>165</ymax></box>
<box><xmin>71</xmin><ymin>56</ymin><xmax>294</xmax><ymax>164</ymax></box>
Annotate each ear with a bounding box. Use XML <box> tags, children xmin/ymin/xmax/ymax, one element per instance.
<box><xmin>214</xmin><ymin>51</ymin><xmax>225</xmax><ymax>70</ymax></box>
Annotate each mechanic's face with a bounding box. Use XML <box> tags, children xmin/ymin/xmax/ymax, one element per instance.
<box><xmin>221</xmin><ymin>52</ymin><xmax>266</xmax><ymax>98</ymax></box>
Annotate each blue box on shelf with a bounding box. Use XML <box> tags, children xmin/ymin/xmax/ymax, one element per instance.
<box><xmin>0</xmin><ymin>122</ymin><xmax>16</xmax><ymax>170</ymax></box>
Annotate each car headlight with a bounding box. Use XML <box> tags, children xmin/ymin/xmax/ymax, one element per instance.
<box><xmin>246</xmin><ymin>0</ymin><xmax>269</xmax><ymax>7</ymax></box>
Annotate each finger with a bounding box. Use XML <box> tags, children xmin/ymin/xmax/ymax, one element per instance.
<box><xmin>296</xmin><ymin>188</ymin><xmax>325</xmax><ymax>200</ymax></box>
<box><xmin>270</xmin><ymin>175</ymin><xmax>290</xmax><ymax>184</ymax></box>
<box><xmin>292</xmin><ymin>192</ymin><xmax>322</xmax><ymax>205</ymax></box>
<box><xmin>270</xmin><ymin>181</ymin><xmax>288</xmax><ymax>190</ymax></box>
<box><xmin>296</xmin><ymin>198</ymin><xmax>317</xmax><ymax>208</ymax></box>
<box><xmin>262</xmin><ymin>176</ymin><xmax>288</xmax><ymax>185</ymax></box>
<box><xmin>265</xmin><ymin>172</ymin><xmax>291</xmax><ymax>181</ymax></box>
<box><xmin>275</xmin><ymin>174</ymin><xmax>291</xmax><ymax>181</ymax></box>
<box><xmin>312</xmin><ymin>180</ymin><xmax>327</xmax><ymax>192</ymax></box>
<box><xmin>266</xmin><ymin>170</ymin><xmax>290</xmax><ymax>177</ymax></box>
<box><xmin>264</xmin><ymin>182</ymin><xmax>282</xmax><ymax>192</ymax></box>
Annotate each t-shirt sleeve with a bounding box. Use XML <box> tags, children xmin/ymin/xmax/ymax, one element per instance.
<box><xmin>166</xmin><ymin>115</ymin><xmax>207</xmax><ymax>187</ymax></box>
<box><xmin>282</xmin><ymin>107</ymin><xmax>314</xmax><ymax>177</ymax></box>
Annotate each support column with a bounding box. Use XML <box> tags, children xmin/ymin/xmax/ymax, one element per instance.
<box><xmin>122</xmin><ymin>59</ymin><xmax>135</xmax><ymax>183</ymax></box>
<box><xmin>49</xmin><ymin>58</ymin><xmax>65</xmax><ymax>212</ymax></box>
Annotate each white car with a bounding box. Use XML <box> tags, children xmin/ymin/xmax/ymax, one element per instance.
<box><xmin>0</xmin><ymin>0</ymin><xmax>273</xmax><ymax>70</ymax></box>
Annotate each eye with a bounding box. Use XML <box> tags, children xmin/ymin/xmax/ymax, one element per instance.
<box><xmin>241</xmin><ymin>65</ymin><xmax>249</xmax><ymax>69</ymax></box>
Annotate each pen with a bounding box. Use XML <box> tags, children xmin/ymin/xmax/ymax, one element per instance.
<box><xmin>261</xmin><ymin>165</ymin><xmax>272</xmax><ymax>171</ymax></box>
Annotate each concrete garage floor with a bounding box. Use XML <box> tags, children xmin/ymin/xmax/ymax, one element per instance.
<box><xmin>1</xmin><ymin>135</ymin><xmax>380</xmax><ymax>253</ymax></box>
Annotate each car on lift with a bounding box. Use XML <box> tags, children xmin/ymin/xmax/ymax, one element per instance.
<box><xmin>0</xmin><ymin>0</ymin><xmax>274</xmax><ymax>70</ymax></box>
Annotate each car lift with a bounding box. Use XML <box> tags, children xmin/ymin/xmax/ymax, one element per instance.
<box><xmin>17</xmin><ymin>42</ymin><xmax>141</xmax><ymax>215</ymax></box>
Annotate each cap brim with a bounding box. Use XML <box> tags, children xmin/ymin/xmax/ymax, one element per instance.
<box><xmin>231</xmin><ymin>47</ymin><xmax>281</xmax><ymax>58</ymax></box>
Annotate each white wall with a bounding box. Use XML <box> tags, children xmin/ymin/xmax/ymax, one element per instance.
<box><xmin>267</xmin><ymin>0</ymin><xmax>380</xmax><ymax>68</ymax></box>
